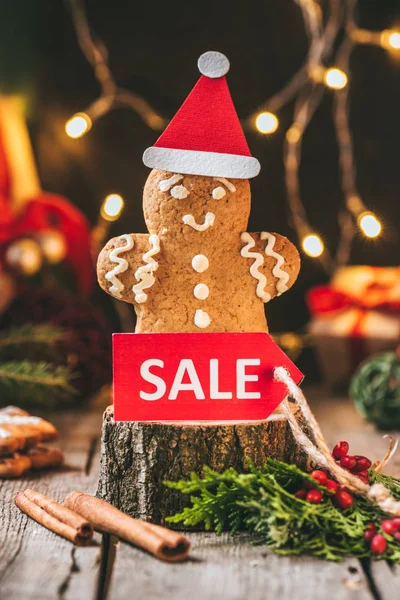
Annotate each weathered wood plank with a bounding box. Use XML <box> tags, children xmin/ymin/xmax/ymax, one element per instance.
<box><xmin>0</xmin><ymin>399</ymin><xmax>107</xmax><ymax>600</ymax></box>
<box><xmin>368</xmin><ymin>561</ymin><xmax>400</xmax><ymax>600</ymax></box>
<box><xmin>108</xmin><ymin>532</ymin><xmax>373</xmax><ymax>600</ymax></box>
<box><xmin>2</xmin><ymin>388</ymin><xmax>400</xmax><ymax>600</ymax></box>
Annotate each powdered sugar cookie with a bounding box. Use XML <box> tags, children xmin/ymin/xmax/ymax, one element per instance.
<box><xmin>0</xmin><ymin>406</ymin><xmax>59</xmax><ymax>456</ymax></box>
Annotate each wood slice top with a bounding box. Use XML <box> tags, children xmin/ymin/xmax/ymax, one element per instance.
<box><xmin>104</xmin><ymin>402</ymin><xmax>300</xmax><ymax>426</ymax></box>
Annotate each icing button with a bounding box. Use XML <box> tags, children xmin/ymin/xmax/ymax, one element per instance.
<box><xmin>193</xmin><ymin>283</ymin><xmax>209</xmax><ymax>300</ymax></box>
<box><xmin>191</xmin><ymin>254</ymin><xmax>209</xmax><ymax>273</ymax></box>
<box><xmin>194</xmin><ymin>309</ymin><xmax>211</xmax><ymax>329</ymax></box>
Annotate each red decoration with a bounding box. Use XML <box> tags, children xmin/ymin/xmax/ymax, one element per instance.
<box><xmin>307</xmin><ymin>269</ymin><xmax>400</xmax><ymax>386</ymax></box>
<box><xmin>143</xmin><ymin>51</ymin><xmax>260</xmax><ymax>178</ymax></box>
<box><xmin>0</xmin><ymin>100</ymin><xmax>93</xmax><ymax>294</ymax></box>
<box><xmin>155</xmin><ymin>76</ymin><xmax>251</xmax><ymax>157</ymax></box>
<box><xmin>113</xmin><ymin>332</ymin><xmax>303</xmax><ymax>422</ymax></box>
<box><xmin>12</xmin><ymin>194</ymin><xmax>93</xmax><ymax>294</ymax></box>
<box><xmin>307</xmin><ymin>280</ymin><xmax>400</xmax><ymax>316</ymax></box>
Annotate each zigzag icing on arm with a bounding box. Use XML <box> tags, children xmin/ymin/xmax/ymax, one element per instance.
<box><xmin>261</xmin><ymin>232</ymin><xmax>289</xmax><ymax>295</ymax></box>
<box><xmin>132</xmin><ymin>234</ymin><xmax>160</xmax><ymax>304</ymax></box>
<box><xmin>105</xmin><ymin>234</ymin><xmax>134</xmax><ymax>298</ymax></box>
<box><xmin>240</xmin><ymin>232</ymin><xmax>271</xmax><ymax>303</ymax></box>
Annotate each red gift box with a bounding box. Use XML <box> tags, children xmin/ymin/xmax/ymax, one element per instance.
<box><xmin>307</xmin><ymin>266</ymin><xmax>400</xmax><ymax>389</ymax></box>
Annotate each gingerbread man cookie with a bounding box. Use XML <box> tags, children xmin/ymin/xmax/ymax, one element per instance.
<box><xmin>97</xmin><ymin>52</ymin><xmax>300</xmax><ymax>333</ymax></box>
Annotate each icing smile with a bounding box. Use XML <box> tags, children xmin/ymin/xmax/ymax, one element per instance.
<box><xmin>182</xmin><ymin>213</ymin><xmax>215</xmax><ymax>231</ymax></box>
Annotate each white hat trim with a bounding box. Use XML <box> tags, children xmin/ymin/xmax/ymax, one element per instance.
<box><xmin>143</xmin><ymin>147</ymin><xmax>260</xmax><ymax>179</ymax></box>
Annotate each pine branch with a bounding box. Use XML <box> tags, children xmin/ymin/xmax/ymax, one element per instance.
<box><xmin>166</xmin><ymin>460</ymin><xmax>400</xmax><ymax>562</ymax></box>
<box><xmin>0</xmin><ymin>325</ymin><xmax>66</xmax><ymax>361</ymax></box>
<box><xmin>0</xmin><ymin>324</ymin><xmax>65</xmax><ymax>348</ymax></box>
<box><xmin>0</xmin><ymin>361</ymin><xmax>77</xmax><ymax>409</ymax></box>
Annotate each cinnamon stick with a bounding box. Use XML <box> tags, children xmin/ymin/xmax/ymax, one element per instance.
<box><xmin>65</xmin><ymin>491</ymin><xmax>190</xmax><ymax>562</ymax></box>
<box><xmin>15</xmin><ymin>489</ymin><xmax>93</xmax><ymax>545</ymax></box>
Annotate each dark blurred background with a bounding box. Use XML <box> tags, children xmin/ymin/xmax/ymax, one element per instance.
<box><xmin>1</xmin><ymin>0</ymin><xmax>399</xmax><ymax>334</ymax></box>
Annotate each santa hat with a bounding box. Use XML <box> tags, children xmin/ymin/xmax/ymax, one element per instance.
<box><xmin>143</xmin><ymin>51</ymin><xmax>260</xmax><ymax>179</ymax></box>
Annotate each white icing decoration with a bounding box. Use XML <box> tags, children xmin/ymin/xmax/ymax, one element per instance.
<box><xmin>161</xmin><ymin>228</ymin><xmax>168</xmax><ymax>234</ymax></box>
<box><xmin>159</xmin><ymin>174</ymin><xmax>183</xmax><ymax>192</ymax></box>
<box><xmin>182</xmin><ymin>212</ymin><xmax>215</xmax><ymax>231</ymax></box>
<box><xmin>193</xmin><ymin>283</ymin><xmax>209</xmax><ymax>300</ymax></box>
<box><xmin>240</xmin><ymin>232</ymin><xmax>271</xmax><ymax>303</ymax></box>
<box><xmin>132</xmin><ymin>234</ymin><xmax>160</xmax><ymax>304</ymax></box>
<box><xmin>0</xmin><ymin>415</ymin><xmax>41</xmax><ymax>425</ymax></box>
<box><xmin>0</xmin><ymin>428</ymin><xmax>11</xmax><ymax>438</ymax></box>
<box><xmin>143</xmin><ymin>147</ymin><xmax>261</xmax><ymax>179</ymax></box>
<box><xmin>171</xmin><ymin>185</ymin><xmax>189</xmax><ymax>199</ymax></box>
<box><xmin>261</xmin><ymin>232</ymin><xmax>289</xmax><ymax>296</ymax></box>
<box><xmin>214</xmin><ymin>177</ymin><xmax>236</xmax><ymax>193</ymax></box>
<box><xmin>194</xmin><ymin>309</ymin><xmax>211</xmax><ymax>329</ymax></box>
<box><xmin>105</xmin><ymin>234</ymin><xmax>134</xmax><ymax>299</ymax></box>
<box><xmin>191</xmin><ymin>254</ymin><xmax>209</xmax><ymax>273</ymax></box>
<box><xmin>212</xmin><ymin>186</ymin><xmax>226</xmax><ymax>200</ymax></box>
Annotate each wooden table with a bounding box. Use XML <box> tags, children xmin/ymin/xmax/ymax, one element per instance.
<box><xmin>1</xmin><ymin>387</ymin><xmax>400</xmax><ymax>600</ymax></box>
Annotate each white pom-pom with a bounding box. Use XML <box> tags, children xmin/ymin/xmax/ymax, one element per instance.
<box><xmin>197</xmin><ymin>51</ymin><xmax>230</xmax><ymax>78</ymax></box>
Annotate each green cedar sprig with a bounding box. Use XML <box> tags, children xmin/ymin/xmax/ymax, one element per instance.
<box><xmin>166</xmin><ymin>459</ymin><xmax>400</xmax><ymax>562</ymax></box>
<box><xmin>0</xmin><ymin>361</ymin><xmax>77</xmax><ymax>408</ymax></box>
<box><xmin>0</xmin><ymin>324</ymin><xmax>66</xmax><ymax>362</ymax></box>
<box><xmin>0</xmin><ymin>324</ymin><xmax>77</xmax><ymax>408</ymax></box>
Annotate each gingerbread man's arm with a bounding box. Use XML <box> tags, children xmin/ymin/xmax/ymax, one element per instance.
<box><xmin>97</xmin><ymin>233</ymin><xmax>155</xmax><ymax>304</ymax></box>
<box><xmin>240</xmin><ymin>231</ymin><xmax>300</xmax><ymax>302</ymax></box>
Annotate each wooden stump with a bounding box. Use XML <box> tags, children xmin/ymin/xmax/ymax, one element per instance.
<box><xmin>96</xmin><ymin>404</ymin><xmax>307</xmax><ymax>527</ymax></box>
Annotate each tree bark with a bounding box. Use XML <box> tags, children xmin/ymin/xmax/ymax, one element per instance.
<box><xmin>96</xmin><ymin>404</ymin><xmax>307</xmax><ymax>527</ymax></box>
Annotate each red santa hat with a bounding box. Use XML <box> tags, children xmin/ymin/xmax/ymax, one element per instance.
<box><xmin>143</xmin><ymin>51</ymin><xmax>260</xmax><ymax>179</ymax></box>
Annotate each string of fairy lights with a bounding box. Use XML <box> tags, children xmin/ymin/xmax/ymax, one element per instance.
<box><xmin>65</xmin><ymin>0</ymin><xmax>400</xmax><ymax>271</ymax></box>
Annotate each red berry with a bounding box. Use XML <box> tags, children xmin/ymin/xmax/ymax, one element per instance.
<box><xmin>370</xmin><ymin>534</ymin><xmax>387</xmax><ymax>555</ymax></box>
<box><xmin>381</xmin><ymin>520</ymin><xmax>396</xmax><ymax>535</ymax></box>
<box><xmin>294</xmin><ymin>489</ymin><xmax>307</xmax><ymax>499</ymax></box>
<box><xmin>392</xmin><ymin>518</ymin><xmax>400</xmax><ymax>530</ymax></box>
<box><xmin>302</xmin><ymin>479</ymin><xmax>314</xmax><ymax>490</ymax></box>
<box><xmin>356</xmin><ymin>470</ymin><xmax>370</xmax><ymax>483</ymax></box>
<box><xmin>335</xmin><ymin>490</ymin><xmax>354</xmax><ymax>510</ymax></box>
<box><xmin>340</xmin><ymin>455</ymin><xmax>357</xmax><ymax>470</ymax></box>
<box><xmin>332</xmin><ymin>441</ymin><xmax>349</xmax><ymax>460</ymax></box>
<box><xmin>355</xmin><ymin>469</ymin><xmax>369</xmax><ymax>478</ymax></box>
<box><xmin>352</xmin><ymin>457</ymin><xmax>372</xmax><ymax>473</ymax></box>
<box><xmin>306</xmin><ymin>489</ymin><xmax>323</xmax><ymax>504</ymax></box>
<box><xmin>394</xmin><ymin>531</ymin><xmax>400</xmax><ymax>542</ymax></box>
<box><xmin>311</xmin><ymin>470</ymin><xmax>328</xmax><ymax>486</ymax></box>
<box><xmin>358</xmin><ymin>477</ymin><xmax>370</xmax><ymax>486</ymax></box>
<box><xmin>325</xmin><ymin>479</ymin><xmax>339</xmax><ymax>494</ymax></box>
<box><xmin>364</xmin><ymin>523</ymin><xmax>377</xmax><ymax>542</ymax></box>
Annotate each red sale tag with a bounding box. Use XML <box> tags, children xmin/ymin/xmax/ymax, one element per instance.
<box><xmin>113</xmin><ymin>332</ymin><xmax>303</xmax><ymax>421</ymax></box>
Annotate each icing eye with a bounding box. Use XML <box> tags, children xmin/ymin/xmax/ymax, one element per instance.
<box><xmin>159</xmin><ymin>174</ymin><xmax>183</xmax><ymax>192</ymax></box>
<box><xmin>171</xmin><ymin>185</ymin><xmax>189</xmax><ymax>199</ymax></box>
<box><xmin>212</xmin><ymin>186</ymin><xmax>226</xmax><ymax>200</ymax></box>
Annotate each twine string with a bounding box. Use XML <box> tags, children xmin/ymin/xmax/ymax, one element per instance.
<box><xmin>273</xmin><ymin>366</ymin><xmax>400</xmax><ymax>516</ymax></box>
